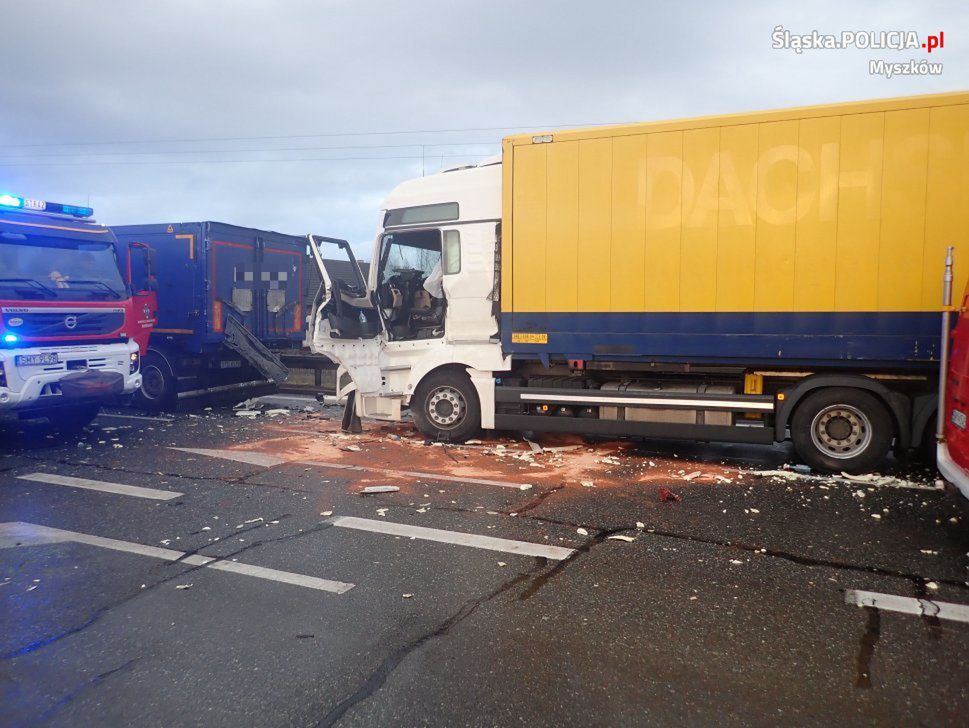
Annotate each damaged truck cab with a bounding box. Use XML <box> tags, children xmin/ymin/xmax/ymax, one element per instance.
<box><xmin>309</xmin><ymin>157</ymin><xmax>509</xmax><ymax>437</ymax></box>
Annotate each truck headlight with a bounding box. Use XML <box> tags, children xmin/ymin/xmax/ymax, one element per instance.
<box><xmin>130</xmin><ymin>351</ymin><xmax>140</xmax><ymax>374</ymax></box>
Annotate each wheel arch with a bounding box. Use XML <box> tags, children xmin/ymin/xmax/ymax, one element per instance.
<box><xmin>775</xmin><ymin>374</ymin><xmax>911</xmax><ymax>448</ymax></box>
<box><xmin>410</xmin><ymin>362</ymin><xmax>494</xmax><ymax>428</ymax></box>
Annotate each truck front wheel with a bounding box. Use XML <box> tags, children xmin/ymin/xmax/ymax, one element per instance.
<box><xmin>791</xmin><ymin>388</ymin><xmax>894</xmax><ymax>474</ymax></box>
<box><xmin>135</xmin><ymin>352</ymin><xmax>176</xmax><ymax>412</ymax></box>
<box><xmin>411</xmin><ymin>370</ymin><xmax>481</xmax><ymax>442</ymax></box>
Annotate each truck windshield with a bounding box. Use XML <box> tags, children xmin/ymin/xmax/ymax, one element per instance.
<box><xmin>379</xmin><ymin>229</ymin><xmax>442</xmax><ymax>285</ymax></box>
<box><xmin>0</xmin><ymin>234</ymin><xmax>127</xmax><ymax>301</ymax></box>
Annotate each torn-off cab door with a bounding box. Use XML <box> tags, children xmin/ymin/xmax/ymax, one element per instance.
<box><xmin>306</xmin><ymin>234</ymin><xmax>393</xmax><ymax>417</ymax></box>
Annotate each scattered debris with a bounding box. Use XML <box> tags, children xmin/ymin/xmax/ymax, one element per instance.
<box><xmin>320</xmin><ymin>511</ymin><xmax>333</xmax><ymax>517</ymax></box>
<box><xmin>581</xmin><ymin>480</ymin><xmax>595</xmax><ymax>488</ymax></box>
<box><xmin>636</xmin><ymin>521</ymin><xmax>645</xmax><ymax>529</ymax></box>
<box><xmin>175</xmin><ymin>584</ymin><xmax>193</xmax><ymax>590</ymax></box>
<box><xmin>235</xmin><ymin>410</ymin><xmax>260</xmax><ymax>418</ymax></box>
<box><xmin>659</xmin><ymin>488</ymin><xmax>681</xmax><ymax>503</ymax></box>
<box><xmin>576</xmin><ymin>527</ymin><xmax>589</xmax><ymax>536</ymax></box>
<box><xmin>402</xmin><ymin>593</ymin><xmax>413</xmax><ymax>599</ymax></box>
<box><xmin>749</xmin><ymin>469</ymin><xmax>800</xmax><ymax>481</ymax></box>
<box><xmin>608</xmin><ymin>534</ymin><xmax>636</xmax><ymax>542</ymax></box>
<box><xmin>360</xmin><ymin>486</ymin><xmax>400</xmax><ymax>495</ymax></box>
<box><xmin>497</xmin><ymin>561</ymin><xmax>507</xmax><ymax>567</ymax></box>
<box><xmin>342</xmin><ymin>445</ymin><xmax>363</xmax><ymax>452</ymax></box>
<box><xmin>729</xmin><ymin>559</ymin><xmax>744</xmax><ymax>565</ymax></box>
<box><xmin>925</xmin><ymin>581</ymin><xmax>940</xmax><ymax>591</ymax></box>
<box><xmin>682</xmin><ymin>471</ymin><xmax>701</xmax><ymax>481</ymax></box>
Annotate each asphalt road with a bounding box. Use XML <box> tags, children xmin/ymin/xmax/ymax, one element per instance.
<box><xmin>1</xmin><ymin>402</ymin><xmax>967</xmax><ymax>727</ymax></box>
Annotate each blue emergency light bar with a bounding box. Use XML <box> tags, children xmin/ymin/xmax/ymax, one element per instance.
<box><xmin>0</xmin><ymin>193</ymin><xmax>93</xmax><ymax>218</ymax></box>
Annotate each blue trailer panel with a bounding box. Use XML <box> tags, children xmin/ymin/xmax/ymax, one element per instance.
<box><xmin>113</xmin><ymin>221</ymin><xmax>309</xmax><ymax>408</ymax></box>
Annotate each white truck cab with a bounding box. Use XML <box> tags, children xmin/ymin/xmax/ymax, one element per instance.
<box><xmin>308</xmin><ymin>157</ymin><xmax>508</xmax><ymax>438</ymax></box>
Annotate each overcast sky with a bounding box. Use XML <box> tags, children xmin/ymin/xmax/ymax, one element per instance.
<box><xmin>1</xmin><ymin>1</ymin><xmax>965</xmax><ymax>259</ymax></box>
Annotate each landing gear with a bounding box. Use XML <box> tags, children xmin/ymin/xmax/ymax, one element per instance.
<box><xmin>411</xmin><ymin>370</ymin><xmax>480</xmax><ymax>442</ymax></box>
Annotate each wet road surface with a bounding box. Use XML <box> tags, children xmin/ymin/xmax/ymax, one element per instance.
<box><xmin>1</xmin><ymin>403</ymin><xmax>967</xmax><ymax>726</ymax></box>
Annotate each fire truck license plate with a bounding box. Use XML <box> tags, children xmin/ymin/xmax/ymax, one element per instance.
<box><xmin>952</xmin><ymin>409</ymin><xmax>967</xmax><ymax>430</ymax></box>
<box><xmin>15</xmin><ymin>352</ymin><xmax>59</xmax><ymax>367</ymax></box>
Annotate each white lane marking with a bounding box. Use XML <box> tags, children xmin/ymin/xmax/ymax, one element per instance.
<box><xmin>16</xmin><ymin>473</ymin><xmax>183</xmax><ymax>501</ymax></box>
<box><xmin>170</xmin><ymin>445</ymin><xmax>534</xmax><ymax>489</ymax></box>
<box><xmin>298</xmin><ymin>461</ymin><xmax>533</xmax><ymax>490</ymax></box>
<box><xmin>171</xmin><ymin>447</ymin><xmax>288</xmax><ymax>468</ymax></box>
<box><xmin>96</xmin><ymin>412</ymin><xmax>174</xmax><ymax>423</ymax></box>
<box><xmin>0</xmin><ymin>522</ymin><xmax>353</xmax><ymax>595</ymax></box>
<box><xmin>845</xmin><ymin>589</ymin><xmax>969</xmax><ymax>624</ymax></box>
<box><xmin>331</xmin><ymin>516</ymin><xmax>574</xmax><ymax>560</ymax></box>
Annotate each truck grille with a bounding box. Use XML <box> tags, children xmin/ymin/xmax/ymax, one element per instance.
<box><xmin>8</xmin><ymin>311</ymin><xmax>124</xmax><ymax>337</ymax></box>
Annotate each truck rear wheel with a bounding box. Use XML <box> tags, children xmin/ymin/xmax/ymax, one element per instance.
<box><xmin>411</xmin><ymin>369</ymin><xmax>480</xmax><ymax>442</ymax></box>
<box><xmin>135</xmin><ymin>352</ymin><xmax>176</xmax><ymax>412</ymax></box>
<box><xmin>791</xmin><ymin>388</ymin><xmax>893</xmax><ymax>474</ymax></box>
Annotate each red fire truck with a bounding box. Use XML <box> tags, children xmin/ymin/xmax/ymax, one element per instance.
<box><xmin>938</xmin><ymin>266</ymin><xmax>969</xmax><ymax>503</ymax></box>
<box><xmin>0</xmin><ymin>193</ymin><xmax>156</xmax><ymax>430</ymax></box>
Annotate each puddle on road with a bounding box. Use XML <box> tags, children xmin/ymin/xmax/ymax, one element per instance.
<box><xmin>855</xmin><ymin>605</ymin><xmax>881</xmax><ymax>689</ymax></box>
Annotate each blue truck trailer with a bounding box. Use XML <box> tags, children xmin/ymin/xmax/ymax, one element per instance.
<box><xmin>113</xmin><ymin>222</ymin><xmax>307</xmax><ymax>409</ymax></box>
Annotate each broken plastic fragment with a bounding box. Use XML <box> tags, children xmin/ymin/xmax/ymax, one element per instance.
<box><xmin>360</xmin><ymin>486</ymin><xmax>400</xmax><ymax>494</ymax></box>
<box><xmin>175</xmin><ymin>584</ymin><xmax>193</xmax><ymax>590</ymax></box>
<box><xmin>320</xmin><ymin>511</ymin><xmax>334</xmax><ymax>517</ymax></box>
<box><xmin>658</xmin><ymin>488</ymin><xmax>681</xmax><ymax>503</ymax></box>
<box><xmin>607</xmin><ymin>534</ymin><xmax>636</xmax><ymax>542</ymax></box>
<box><xmin>576</xmin><ymin>527</ymin><xmax>589</xmax><ymax>536</ymax></box>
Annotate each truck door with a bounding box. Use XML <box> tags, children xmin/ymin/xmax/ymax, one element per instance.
<box><xmin>212</xmin><ymin>238</ymin><xmax>260</xmax><ymax>336</ymax></box>
<box><xmin>258</xmin><ymin>242</ymin><xmax>303</xmax><ymax>340</ymax></box>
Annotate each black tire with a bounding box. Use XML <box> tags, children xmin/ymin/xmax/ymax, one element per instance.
<box><xmin>134</xmin><ymin>351</ymin><xmax>176</xmax><ymax>412</ymax></box>
<box><xmin>411</xmin><ymin>369</ymin><xmax>481</xmax><ymax>442</ymax></box>
<box><xmin>791</xmin><ymin>388</ymin><xmax>894</xmax><ymax>474</ymax></box>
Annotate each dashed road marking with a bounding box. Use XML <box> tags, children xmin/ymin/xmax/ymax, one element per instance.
<box><xmin>0</xmin><ymin>522</ymin><xmax>353</xmax><ymax>594</ymax></box>
<box><xmin>169</xmin><ymin>446</ymin><xmax>534</xmax><ymax>489</ymax></box>
<box><xmin>299</xmin><ymin>461</ymin><xmax>534</xmax><ymax>490</ymax></box>
<box><xmin>845</xmin><ymin>588</ymin><xmax>969</xmax><ymax>624</ymax></box>
<box><xmin>16</xmin><ymin>473</ymin><xmax>183</xmax><ymax>501</ymax></box>
<box><xmin>330</xmin><ymin>516</ymin><xmax>574</xmax><ymax>560</ymax></box>
<box><xmin>171</xmin><ymin>447</ymin><xmax>288</xmax><ymax>468</ymax></box>
<box><xmin>96</xmin><ymin>412</ymin><xmax>174</xmax><ymax>423</ymax></box>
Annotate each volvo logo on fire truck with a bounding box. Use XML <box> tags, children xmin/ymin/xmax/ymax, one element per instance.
<box><xmin>64</xmin><ymin>315</ymin><xmax>78</xmax><ymax>330</ymax></box>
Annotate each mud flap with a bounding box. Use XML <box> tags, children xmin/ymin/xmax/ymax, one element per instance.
<box><xmin>223</xmin><ymin>314</ymin><xmax>289</xmax><ymax>383</ymax></box>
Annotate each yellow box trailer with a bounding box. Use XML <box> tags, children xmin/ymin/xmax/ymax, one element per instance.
<box><xmin>501</xmin><ymin>91</ymin><xmax>969</xmax><ymax>365</ymax></box>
